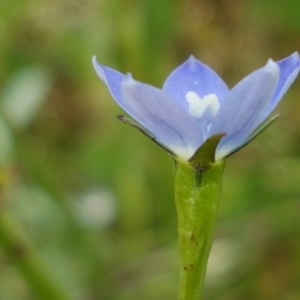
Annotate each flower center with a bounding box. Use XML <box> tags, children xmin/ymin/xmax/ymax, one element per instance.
<box><xmin>185</xmin><ymin>91</ymin><xmax>220</xmax><ymax>119</ymax></box>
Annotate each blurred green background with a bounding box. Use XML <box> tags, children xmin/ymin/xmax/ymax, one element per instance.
<box><xmin>0</xmin><ymin>0</ymin><xmax>300</xmax><ymax>299</ymax></box>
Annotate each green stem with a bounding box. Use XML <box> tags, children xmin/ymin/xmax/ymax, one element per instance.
<box><xmin>175</xmin><ymin>159</ymin><xmax>225</xmax><ymax>300</ymax></box>
<box><xmin>0</xmin><ymin>209</ymin><xmax>71</xmax><ymax>300</ymax></box>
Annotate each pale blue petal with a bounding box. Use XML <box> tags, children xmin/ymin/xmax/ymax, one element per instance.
<box><xmin>258</xmin><ymin>52</ymin><xmax>300</xmax><ymax>122</ymax></box>
<box><xmin>210</xmin><ymin>60</ymin><xmax>280</xmax><ymax>160</ymax></box>
<box><xmin>93</xmin><ymin>56</ymin><xmax>129</xmax><ymax>111</ymax></box>
<box><xmin>93</xmin><ymin>57</ymin><xmax>202</xmax><ymax>159</ymax></box>
<box><xmin>163</xmin><ymin>56</ymin><xmax>229</xmax><ymax>110</ymax></box>
<box><xmin>121</xmin><ymin>76</ymin><xmax>203</xmax><ymax>159</ymax></box>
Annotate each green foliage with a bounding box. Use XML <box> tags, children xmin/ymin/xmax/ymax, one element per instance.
<box><xmin>0</xmin><ymin>0</ymin><xmax>300</xmax><ymax>299</ymax></box>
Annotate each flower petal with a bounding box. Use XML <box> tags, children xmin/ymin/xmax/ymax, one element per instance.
<box><xmin>163</xmin><ymin>56</ymin><xmax>229</xmax><ymax>110</ymax></box>
<box><xmin>93</xmin><ymin>56</ymin><xmax>129</xmax><ymax>111</ymax></box>
<box><xmin>258</xmin><ymin>52</ymin><xmax>300</xmax><ymax>122</ymax></box>
<box><xmin>93</xmin><ymin>57</ymin><xmax>203</xmax><ymax>159</ymax></box>
<box><xmin>121</xmin><ymin>76</ymin><xmax>203</xmax><ymax>159</ymax></box>
<box><xmin>209</xmin><ymin>59</ymin><xmax>280</xmax><ymax>160</ymax></box>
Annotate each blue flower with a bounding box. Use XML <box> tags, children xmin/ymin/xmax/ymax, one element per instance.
<box><xmin>93</xmin><ymin>53</ymin><xmax>300</xmax><ymax>161</ymax></box>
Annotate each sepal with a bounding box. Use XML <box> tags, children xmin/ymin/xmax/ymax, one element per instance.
<box><xmin>189</xmin><ymin>133</ymin><xmax>225</xmax><ymax>168</ymax></box>
<box><xmin>117</xmin><ymin>115</ymin><xmax>175</xmax><ymax>155</ymax></box>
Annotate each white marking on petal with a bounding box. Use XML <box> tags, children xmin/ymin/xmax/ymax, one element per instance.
<box><xmin>185</xmin><ymin>92</ymin><xmax>220</xmax><ymax>119</ymax></box>
<box><xmin>215</xmin><ymin>145</ymin><xmax>231</xmax><ymax>161</ymax></box>
<box><xmin>170</xmin><ymin>145</ymin><xmax>196</xmax><ymax>160</ymax></box>
<box><xmin>92</xmin><ymin>56</ymin><xmax>107</xmax><ymax>83</ymax></box>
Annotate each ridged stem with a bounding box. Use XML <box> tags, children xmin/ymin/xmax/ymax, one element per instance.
<box><xmin>175</xmin><ymin>159</ymin><xmax>225</xmax><ymax>300</ymax></box>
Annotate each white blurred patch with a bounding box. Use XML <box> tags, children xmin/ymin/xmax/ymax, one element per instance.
<box><xmin>76</xmin><ymin>189</ymin><xmax>117</xmax><ymax>228</ymax></box>
<box><xmin>1</xmin><ymin>66</ymin><xmax>51</xmax><ymax>129</ymax></box>
<box><xmin>206</xmin><ymin>238</ymin><xmax>242</xmax><ymax>286</ymax></box>
<box><xmin>185</xmin><ymin>92</ymin><xmax>220</xmax><ymax>119</ymax></box>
